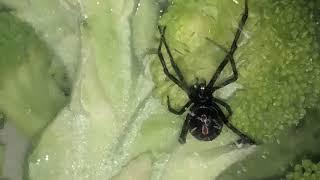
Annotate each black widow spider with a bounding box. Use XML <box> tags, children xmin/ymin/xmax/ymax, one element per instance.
<box><xmin>157</xmin><ymin>0</ymin><xmax>255</xmax><ymax>144</ymax></box>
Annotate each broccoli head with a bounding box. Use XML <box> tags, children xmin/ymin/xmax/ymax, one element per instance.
<box><xmin>150</xmin><ymin>0</ymin><xmax>320</xmax><ymax>142</ymax></box>
<box><xmin>285</xmin><ymin>160</ymin><xmax>320</xmax><ymax>180</ymax></box>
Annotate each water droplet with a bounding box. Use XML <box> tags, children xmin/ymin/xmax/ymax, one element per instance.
<box><xmin>232</xmin><ymin>0</ymin><xmax>239</xmax><ymax>4</ymax></box>
<box><xmin>45</xmin><ymin>155</ymin><xmax>49</xmax><ymax>161</ymax></box>
<box><xmin>36</xmin><ymin>159</ymin><xmax>41</xmax><ymax>165</ymax></box>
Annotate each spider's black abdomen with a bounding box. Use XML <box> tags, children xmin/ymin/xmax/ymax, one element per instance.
<box><xmin>187</xmin><ymin>105</ymin><xmax>224</xmax><ymax>141</ymax></box>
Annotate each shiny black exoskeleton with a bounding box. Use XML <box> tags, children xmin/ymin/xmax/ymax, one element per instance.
<box><xmin>186</xmin><ymin>83</ymin><xmax>225</xmax><ymax>142</ymax></box>
<box><xmin>157</xmin><ymin>0</ymin><xmax>255</xmax><ymax>144</ymax></box>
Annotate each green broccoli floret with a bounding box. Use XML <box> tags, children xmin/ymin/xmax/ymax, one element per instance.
<box><xmin>150</xmin><ymin>0</ymin><xmax>320</xmax><ymax>142</ymax></box>
<box><xmin>0</xmin><ymin>12</ymin><xmax>70</xmax><ymax>137</ymax></box>
<box><xmin>216</xmin><ymin>107</ymin><xmax>320</xmax><ymax>180</ymax></box>
<box><xmin>285</xmin><ymin>160</ymin><xmax>320</xmax><ymax>180</ymax></box>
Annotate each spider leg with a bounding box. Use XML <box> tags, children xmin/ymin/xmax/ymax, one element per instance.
<box><xmin>213</xmin><ymin>97</ymin><xmax>232</xmax><ymax>118</ymax></box>
<box><xmin>158</xmin><ymin>26</ymin><xmax>188</xmax><ymax>92</ymax></box>
<box><xmin>178</xmin><ymin>114</ymin><xmax>192</xmax><ymax>144</ymax></box>
<box><xmin>206</xmin><ymin>54</ymin><xmax>231</xmax><ymax>92</ymax></box>
<box><xmin>229</xmin><ymin>0</ymin><xmax>248</xmax><ymax>56</ymax></box>
<box><xmin>158</xmin><ymin>26</ymin><xmax>187</xmax><ymax>84</ymax></box>
<box><xmin>166</xmin><ymin>96</ymin><xmax>192</xmax><ymax>144</ymax></box>
<box><xmin>207</xmin><ymin>0</ymin><xmax>248</xmax><ymax>91</ymax></box>
<box><xmin>224</xmin><ymin>122</ymin><xmax>255</xmax><ymax>145</ymax></box>
<box><xmin>158</xmin><ymin>34</ymin><xmax>182</xmax><ymax>88</ymax></box>
<box><xmin>205</xmin><ymin>37</ymin><xmax>229</xmax><ymax>53</ymax></box>
<box><xmin>213</xmin><ymin>98</ymin><xmax>255</xmax><ymax>145</ymax></box>
<box><xmin>212</xmin><ymin>55</ymin><xmax>238</xmax><ymax>90</ymax></box>
<box><xmin>158</xmin><ymin>27</ymin><xmax>188</xmax><ymax>92</ymax></box>
<box><xmin>167</xmin><ymin>96</ymin><xmax>192</xmax><ymax>115</ymax></box>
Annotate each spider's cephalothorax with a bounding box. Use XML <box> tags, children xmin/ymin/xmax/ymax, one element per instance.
<box><xmin>157</xmin><ymin>0</ymin><xmax>255</xmax><ymax>144</ymax></box>
<box><xmin>189</xmin><ymin>82</ymin><xmax>212</xmax><ymax>103</ymax></box>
